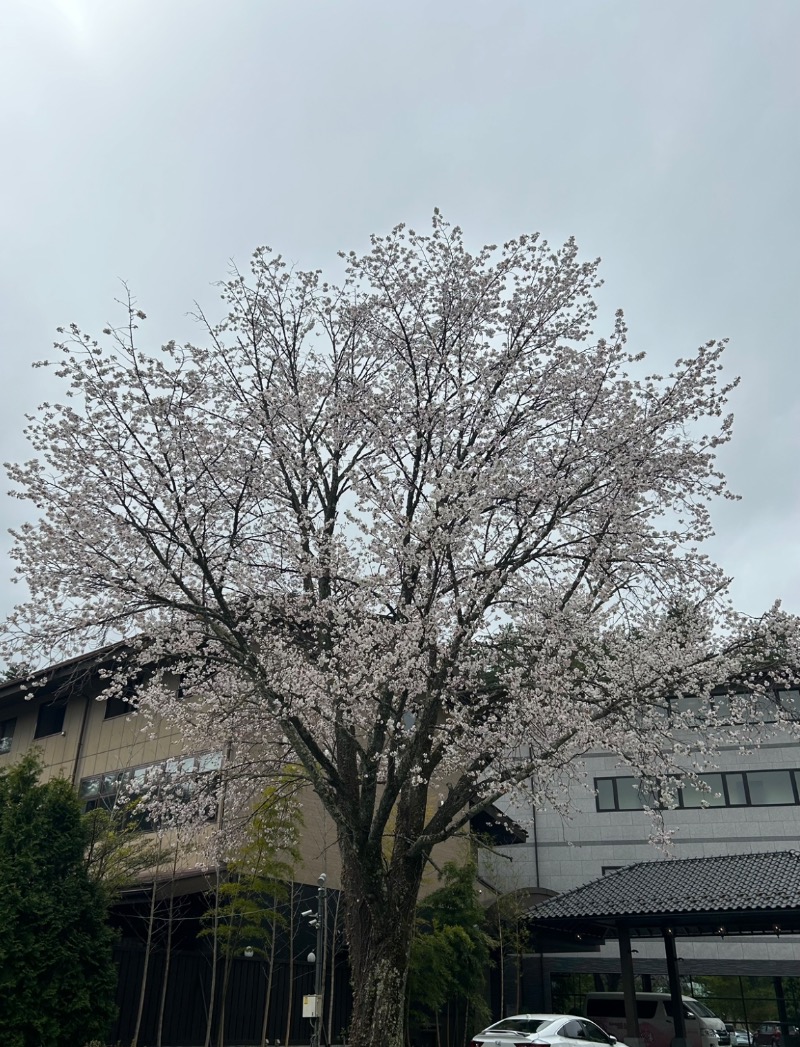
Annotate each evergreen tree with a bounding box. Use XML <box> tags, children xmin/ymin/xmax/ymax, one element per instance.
<box><xmin>408</xmin><ymin>861</ymin><xmax>493</xmax><ymax>1043</ymax></box>
<box><xmin>0</xmin><ymin>753</ymin><xmax>118</xmax><ymax>1047</ymax></box>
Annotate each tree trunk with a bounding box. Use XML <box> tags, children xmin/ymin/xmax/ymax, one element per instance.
<box><xmin>341</xmin><ymin>844</ymin><xmax>426</xmax><ymax>1047</ymax></box>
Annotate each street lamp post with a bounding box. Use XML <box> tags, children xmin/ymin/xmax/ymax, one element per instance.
<box><xmin>309</xmin><ymin>873</ymin><xmax>327</xmax><ymax>1047</ymax></box>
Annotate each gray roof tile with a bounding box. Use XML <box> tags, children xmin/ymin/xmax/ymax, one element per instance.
<box><xmin>525</xmin><ymin>851</ymin><xmax>800</xmax><ymax>923</ymax></box>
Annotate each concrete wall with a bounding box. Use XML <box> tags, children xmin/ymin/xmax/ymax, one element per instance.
<box><xmin>480</xmin><ymin>734</ymin><xmax>800</xmax><ymax>982</ymax></box>
<box><xmin>483</xmin><ymin>737</ymin><xmax>800</xmax><ymax>897</ymax></box>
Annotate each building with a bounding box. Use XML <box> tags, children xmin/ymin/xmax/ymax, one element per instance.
<box><xmin>0</xmin><ymin>644</ymin><xmax>353</xmax><ymax>1044</ymax></box>
<box><xmin>480</xmin><ymin>690</ymin><xmax>800</xmax><ymax>1017</ymax></box>
<box><xmin>7</xmin><ymin>645</ymin><xmax>799</xmax><ymax>1036</ymax></box>
<box><xmin>0</xmin><ymin>642</ymin><xmax>472</xmax><ymax>1045</ymax></box>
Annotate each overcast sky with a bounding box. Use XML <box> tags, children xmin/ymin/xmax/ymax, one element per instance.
<box><xmin>1</xmin><ymin>0</ymin><xmax>799</xmax><ymax>630</ymax></box>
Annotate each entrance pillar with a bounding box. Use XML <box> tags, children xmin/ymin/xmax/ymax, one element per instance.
<box><xmin>662</xmin><ymin>927</ymin><xmax>687</xmax><ymax>1047</ymax></box>
<box><xmin>618</xmin><ymin>924</ymin><xmax>640</xmax><ymax>1045</ymax></box>
<box><xmin>774</xmin><ymin>977</ymin><xmax>791</xmax><ymax>1046</ymax></box>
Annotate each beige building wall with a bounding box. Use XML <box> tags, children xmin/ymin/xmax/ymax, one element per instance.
<box><xmin>0</xmin><ymin>667</ymin><xmax>468</xmax><ymax>896</ymax></box>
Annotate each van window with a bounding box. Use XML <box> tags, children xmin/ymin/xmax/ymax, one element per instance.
<box><xmin>688</xmin><ymin>1002</ymin><xmax>717</xmax><ymax>1019</ymax></box>
<box><xmin>588</xmin><ymin>999</ymin><xmax>657</xmax><ymax>1019</ymax></box>
<box><xmin>588</xmin><ymin>1000</ymin><xmax>624</xmax><ymax>1018</ymax></box>
<box><xmin>664</xmin><ymin>1002</ymin><xmax>697</xmax><ymax>1021</ymax></box>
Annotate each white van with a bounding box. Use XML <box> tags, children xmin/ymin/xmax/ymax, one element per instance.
<box><xmin>585</xmin><ymin>993</ymin><xmax>730</xmax><ymax>1047</ymax></box>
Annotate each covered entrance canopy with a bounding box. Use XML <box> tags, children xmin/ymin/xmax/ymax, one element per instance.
<box><xmin>523</xmin><ymin>851</ymin><xmax>800</xmax><ymax>1045</ymax></box>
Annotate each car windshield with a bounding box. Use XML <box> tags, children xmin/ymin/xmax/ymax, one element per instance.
<box><xmin>492</xmin><ymin>1019</ymin><xmax>550</xmax><ymax>1033</ymax></box>
<box><xmin>690</xmin><ymin>1002</ymin><xmax>717</xmax><ymax>1019</ymax></box>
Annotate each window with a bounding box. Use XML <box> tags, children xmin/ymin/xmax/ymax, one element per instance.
<box><xmin>492</xmin><ymin>1019</ymin><xmax>550</xmax><ymax>1034</ymax></box>
<box><xmin>596</xmin><ymin>778</ymin><xmax>617</xmax><ymax>810</ymax></box>
<box><xmin>103</xmin><ymin>677</ymin><xmax>138</xmax><ymax>719</ymax></box>
<box><xmin>596</xmin><ymin>768</ymin><xmax>800</xmax><ymax>812</ymax></box>
<box><xmin>79</xmin><ymin>750</ymin><xmax>223</xmax><ymax>830</ymax></box>
<box><xmin>679</xmin><ymin>773</ymin><xmax>725</xmax><ymax>808</ymax></box>
<box><xmin>595</xmin><ymin>776</ymin><xmax>657</xmax><ymax>811</ymax></box>
<box><xmin>104</xmin><ymin>693</ymin><xmax>136</xmax><ymax>719</ymax></box>
<box><xmin>617</xmin><ymin>778</ymin><xmax>646</xmax><ymax>810</ymax></box>
<box><xmin>747</xmin><ymin>769</ymin><xmax>797</xmax><ymax>805</ymax></box>
<box><xmin>666</xmin><ymin>689</ymin><xmax>800</xmax><ymax>726</ymax></box>
<box><xmin>581</xmin><ymin>1021</ymin><xmax>613</xmax><ymax>1044</ymax></box>
<box><xmin>0</xmin><ymin>717</ymin><xmax>16</xmax><ymax>754</ymax></box>
<box><xmin>724</xmin><ymin>772</ymin><xmax>747</xmax><ymax>805</ymax></box>
<box><xmin>79</xmin><ymin>771</ymin><xmax>121</xmax><ymax>813</ymax></box>
<box><xmin>664</xmin><ymin>1001</ymin><xmax>699</xmax><ymax>1021</ymax></box>
<box><xmin>34</xmin><ymin>702</ymin><xmax>65</xmax><ymax>738</ymax></box>
<box><xmin>775</xmin><ymin>689</ymin><xmax>800</xmax><ymax>719</ymax></box>
<box><xmin>560</xmin><ymin>1021</ymin><xmax>585</xmax><ymax>1039</ymax></box>
<box><xmin>587</xmin><ymin>999</ymin><xmax>658</xmax><ymax>1020</ymax></box>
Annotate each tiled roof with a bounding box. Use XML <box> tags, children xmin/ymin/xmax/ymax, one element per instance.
<box><xmin>525</xmin><ymin>851</ymin><xmax>800</xmax><ymax>925</ymax></box>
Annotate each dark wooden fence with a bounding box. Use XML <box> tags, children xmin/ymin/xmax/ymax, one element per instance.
<box><xmin>108</xmin><ymin>943</ymin><xmax>352</xmax><ymax>1046</ymax></box>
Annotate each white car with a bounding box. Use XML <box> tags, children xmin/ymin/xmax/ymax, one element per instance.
<box><xmin>470</xmin><ymin>1013</ymin><xmax>625</xmax><ymax>1047</ymax></box>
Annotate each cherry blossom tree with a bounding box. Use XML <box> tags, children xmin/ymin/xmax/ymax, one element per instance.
<box><xmin>4</xmin><ymin>214</ymin><xmax>796</xmax><ymax>1046</ymax></box>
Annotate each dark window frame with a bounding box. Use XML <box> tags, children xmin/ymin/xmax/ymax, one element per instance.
<box><xmin>595</xmin><ymin>768</ymin><xmax>800</xmax><ymax>813</ymax></box>
<box><xmin>103</xmin><ymin>693</ymin><xmax>136</xmax><ymax>719</ymax></box>
<box><xmin>79</xmin><ymin>750</ymin><xmax>223</xmax><ymax>830</ymax></box>
<box><xmin>34</xmin><ymin>701</ymin><xmax>66</xmax><ymax>738</ymax></box>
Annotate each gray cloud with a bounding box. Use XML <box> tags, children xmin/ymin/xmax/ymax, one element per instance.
<box><xmin>2</xmin><ymin>0</ymin><xmax>799</xmax><ymax>622</ymax></box>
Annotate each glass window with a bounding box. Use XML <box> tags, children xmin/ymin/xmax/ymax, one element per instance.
<box><xmin>748</xmin><ymin>693</ymin><xmax>780</xmax><ymax>723</ymax></box>
<box><xmin>689</xmin><ymin>1002</ymin><xmax>717</xmax><ymax>1019</ymax></box>
<box><xmin>711</xmin><ymin>694</ymin><xmax>732</xmax><ymax>721</ymax></box>
<box><xmin>199</xmin><ymin>751</ymin><xmax>223</xmax><ymax>772</ymax></box>
<box><xmin>664</xmin><ymin>1002</ymin><xmax>696</xmax><ymax>1021</ymax></box>
<box><xmin>560</xmin><ymin>1020</ymin><xmax>585</xmax><ymax>1039</ymax></box>
<box><xmin>581</xmin><ymin>1021</ymin><xmax>612</xmax><ymax>1043</ymax></box>
<box><xmin>672</xmin><ymin>694</ymin><xmax>708</xmax><ymax>722</ymax></box>
<box><xmin>80</xmin><ymin>752</ymin><xmax>221</xmax><ymax>822</ymax></box>
<box><xmin>616</xmin><ymin>778</ymin><xmax>643</xmax><ymax>810</ymax></box>
<box><xmin>775</xmin><ymin>689</ymin><xmax>800</xmax><ymax>719</ymax></box>
<box><xmin>79</xmin><ymin>776</ymin><xmax>101</xmax><ymax>799</ymax></box>
<box><xmin>589</xmin><ymin>999</ymin><xmax>626</xmax><ymax>1018</ymax></box>
<box><xmin>0</xmin><ymin>717</ymin><xmax>16</xmax><ymax>754</ymax></box>
<box><xmin>104</xmin><ymin>693</ymin><xmax>135</xmax><ymax>719</ymax></box>
<box><xmin>596</xmin><ymin>778</ymin><xmax>617</xmax><ymax>810</ymax></box>
<box><xmin>746</xmin><ymin>770</ymin><xmax>795</xmax><ymax>805</ymax></box>
<box><xmin>492</xmin><ymin>1019</ymin><xmax>549</xmax><ymax>1033</ymax></box>
<box><xmin>681</xmin><ymin>773</ymin><xmax>725</xmax><ymax>808</ymax></box>
<box><xmin>596</xmin><ymin>769</ymin><xmax>800</xmax><ymax>813</ymax></box>
<box><xmin>724</xmin><ymin>772</ymin><xmax>748</xmax><ymax>805</ymax></box>
<box><xmin>34</xmin><ymin>702</ymin><xmax>66</xmax><ymax>738</ymax></box>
